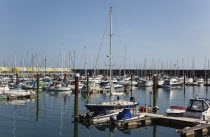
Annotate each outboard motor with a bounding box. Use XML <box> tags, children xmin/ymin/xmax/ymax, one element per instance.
<box><xmin>130</xmin><ymin>97</ymin><xmax>135</xmax><ymax>102</ymax></box>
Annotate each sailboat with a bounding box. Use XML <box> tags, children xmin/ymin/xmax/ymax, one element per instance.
<box><xmin>85</xmin><ymin>7</ymin><xmax>138</xmax><ymax>112</ymax></box>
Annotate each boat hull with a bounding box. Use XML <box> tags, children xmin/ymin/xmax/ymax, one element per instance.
<box><xmin>85</xmin><ymin>102</ymin><xmax>139</xmax><ymax>112</ymax></box>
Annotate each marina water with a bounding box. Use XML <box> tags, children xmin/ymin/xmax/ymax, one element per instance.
<box><xmin>0</xmin><ymin>86</ymin><xmax>209</xmax><ymax>137</ymax></box>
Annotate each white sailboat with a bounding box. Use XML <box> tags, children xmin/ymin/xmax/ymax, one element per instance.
<box><xmin>85</xmin><ymin>7</ymin><xmax>138</xmax><ymax>112</ymax></box>
<box><xmin>108</xmin><ymin>7</ymin><xmax>124</xmax><ymax>97</ymax></box>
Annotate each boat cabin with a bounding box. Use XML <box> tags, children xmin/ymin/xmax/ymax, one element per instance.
<box><xmin>183</xmin><ymin>98</ymin><xmax>210</xmax><ymax>120</ymax></box>
<box><xmin>186</xmin><ymin>98</ymin><xmax>210</xmax><ymax>112</ymax></box>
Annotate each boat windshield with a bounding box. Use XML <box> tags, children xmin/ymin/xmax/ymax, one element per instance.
<box><xmin>187</xmin><ymin>100</ymin><xmax>209</xmax><ymax>112</ymax></box>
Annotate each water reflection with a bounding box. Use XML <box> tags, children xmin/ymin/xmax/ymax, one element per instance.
<box><xmin>1</xmin><ymin>87</ymin><xmax>210</xmax><ymax>137</ymax></box>
<box><xmin>36</xmin><ymin>97</ymin><xmax>39</xmax><ymax>121</ymax></box>
<box><xmin>12</xmin><ymin>107</ymin><xmax>16</xmax><ymax>137</ymax></box>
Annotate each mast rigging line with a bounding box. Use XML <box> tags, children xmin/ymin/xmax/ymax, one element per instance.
<box><xmin>93</xmin><ymin>10</ymin><xmax>111</xmax><ymax>77</ymax></box>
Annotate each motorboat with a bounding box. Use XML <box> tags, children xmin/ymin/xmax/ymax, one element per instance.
<box><xmin>69</xmin><ymin>81</ymin><xmax>84</xmax><ymax>91</ymax></box>
<box><xmin>0</xmin><ymin>84</ymin><xmax>10</xmax><ymax>91</ymax></box>
<box><xmin>110</xmin><ymin>109</ymin><xmax>145</xmax><ymax>125</ymax></box>
<box><xmin>54</xmin><ymin>84</ymin><xmax>72</xmax><ymax>92</ymax></box>
<box><xmin>80</xmin><ymin>81</ymin><xmax>101</xmax><ymax>93</ymax></box>
<box><xmin>165</xmin><ymin>106</ymin><xmax>186</xmax><ymax>117</ymax></box>
<box><xmin>100</xmin><ymin>81</ymin><xmax>124</xmax><ymax>91</ymax></box>
<box><xmin>137</xmin><ymin>79</ymin><xmax>153</xmax><ymax>87</ymax></box>
<box><xmin>85</xmin><ymin>109</ymin><xmax>119</xmax><ymax>124</ymax></box>
<box><xmin>191</xmin><ymin>78</ymin><xmax>204</xmax><ymax>86</ymax></box>
<box><xmin>183</xmin><ymin>98</ymin><xmax>210</xmax><ymax>120</ymax></box>
<box><xmin>3</xmin><ymin>89</ymin><xmax>36</xmax><ymax>97</ymax></box>
<box><xmin>158</xmin><ymin>79</ymin><xmax>164</xmax><ymax>87</ymax></box>
<box><xmin>45</xmin><ymin>85</ymin><xmax>55</xmax><ymax>91</ymax></box>
<box><xmin>161</xmin><ymin>78</ymin><xmax>182</xmax><ymax>88</ymax></box>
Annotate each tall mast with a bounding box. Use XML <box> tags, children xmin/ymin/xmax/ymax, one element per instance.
<box><xmin>84</xmin><ymin>46</ymin><xmax>87</xmax><ymax>76</ymax></box>
<box><xmin>124</xmin><ymin>46</ymin><xmax>126</xmax><ymax>76</ymax></box>
<box><xmin>45</xmin><ymin>56</ymin><xmax>47</xmax><ymax>76</ymax></box>
<box><xmin>109</xmin><ymin>7</ymin><xmax>112</xmax><ymax>90</ymax></box>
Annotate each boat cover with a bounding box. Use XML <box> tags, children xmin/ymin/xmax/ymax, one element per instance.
<box><xmin>117</xmin><ymin>109</ymin><xmax>132</xmax><ymax>120</ymax></box>
<box><xmin>170</xmin><ymin>106</ymin><xmax>186</xmax><ymax>110</ymax></box>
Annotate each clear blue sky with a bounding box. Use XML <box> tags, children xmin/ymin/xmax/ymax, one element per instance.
<box><xmin>0</xmin><ymin>0</ymin><xmax>210</xmax><ymax>69</ymax></box>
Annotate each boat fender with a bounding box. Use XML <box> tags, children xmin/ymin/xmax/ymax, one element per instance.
<box><xmin>110</xmin><ymin>115</ymin><xmax>117</xmax><ymax>121</ymax></box>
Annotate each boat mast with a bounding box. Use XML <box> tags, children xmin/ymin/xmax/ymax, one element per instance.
<box><xmin>109</xmin><ymin>7</ymin><xmax>112</xmax><ymax>91</ymax></box>
<box><xmin>45</xmin><ymin>56</ymin><xmax>47</xmax><ymax>76</ymax></box>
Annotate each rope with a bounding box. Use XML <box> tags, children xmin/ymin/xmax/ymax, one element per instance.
<box><xmin>93</xmin><ymin>11</ymin><xmax>110</xmax><ymax>77</ymax></box>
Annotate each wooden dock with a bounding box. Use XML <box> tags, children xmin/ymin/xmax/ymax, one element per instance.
<box><xmin>80</xmin><ymin>112</ymin><xmax>210</xmax><ymax>136</ymax></box>
<box><xmin>113</xmin><ymin>116</ymin><xmax>155</xmax><ymax>128</ymax></box>
<box><xmin>140</xmin><ymin>113</ymin><xmax>210</xmax><ymax>137</ymax></box>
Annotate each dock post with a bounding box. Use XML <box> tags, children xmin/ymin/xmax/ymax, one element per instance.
<box><xmin>16</xmin><ymin>72</ymin><xmax>19</xmax><ymax>85</ymax></box>
<box><xmin>153</xmin><ymin>74</ymin><xmax>158</xmax><ymax>112</ymax></box>
<box><xmin>183</xmin><ymin>71</ymin><xmax>185</xmax><ymax>86</ymax></box>
<box><xmin>36</xmin><ymin>74</ymin><xmax>39</xmax><ymax>96</ymax></box>
<box><xmin>87</xmin><ymin>73</ymin><xmax>89</xmax><ymax>93</ymax></box>
<box><xmin>131</xmin><ymin>73</ymin><xmax>133</xmax><ymax>92</ymax></box>
<box><xmin>36</xmin><ymin>91</ymin><xmax>39</xmax><ymax>121</ymax></box>
<box><xmin>206</xmin><ymin>73</ymin><xmax>208</xmax><ymax>86</ymax></box>
<box><xmin>64</xmin><ymin>73</ymin><xmax>67</xmax><ymax>82</ymax></box>
<box><xmin>74</xmin><ymin>121</ymin><xmax>78</xmax><ymax>137</ymax></box>
<box><xmin>153</xmin><ymin>125</ymin><xmax>157</xmax><ymax>137</ymax></box>
<box><xmin>74</xmin><ymin>73</ymin><xmax>79</xmax><ymax>121</ymax></box>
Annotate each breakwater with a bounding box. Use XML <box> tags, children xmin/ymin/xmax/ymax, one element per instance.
<box><xmin>73</xmin><ymin>69</ymin><xmax>209</xmax><ymax>77</ymax></box>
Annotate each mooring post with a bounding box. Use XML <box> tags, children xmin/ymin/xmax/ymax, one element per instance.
<box><xmin>74</xmin><ymin>73</ymin><xmax>79</xmax><ymax>121</ymax></box>
<box><xmin>16</xmin><ymin>72</ymin><xmax>19</xmax><ymax>85</ymax></box>
<box><xmin>206</xmin><ymin>73</ymin><xmax>208</xmax><ymax>86</ymax></box>
<box><xmin>131</xmin><ymin>73</ymin><xmax>133</xmax><ymax>91</ymax></box>
<box><xmin>183</xmin><ymin>71</ymin><xmax>186</xmax><ymax>86</ymax></box>
<box><xmin>36</xmin><ymin>93</ymin><xmax>39</xmax><ymax>121</ymax></box>
<box><xmin>87</xmin><ymin>73</ymin><xmax>89</xmax><ymax>93</ymax></box>
<box><xmin>74</xmin><ymin>121</ymin><xmax>78</xmax><ymax>137</ymax></box>
<box><xmin>64</xmin><ymin>73</ymin><xmax>67</xmax><ymax>83</ymax></box>
<box><xmin>153</xmin><ymin>74</ymin><xmax>158</xmax><ymax>110</ymax></box>
<box><xmin>36</xmin><ymin>74</ymin><xmax>39</xmax><ymax>96</ymax></box>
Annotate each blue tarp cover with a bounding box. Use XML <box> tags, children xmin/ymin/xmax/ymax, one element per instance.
<box><xmin>117</xmin><ymin>109</ymin><xmax>132</xmax><ymax>120</ymax></box>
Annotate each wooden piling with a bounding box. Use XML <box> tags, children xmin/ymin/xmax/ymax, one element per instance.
<box><xmin>206</xmin><ymin>73</ymin><xmax>208</xmax><ymax>86</ymax></box>
<box><xmin>74</xmin><ymin>73</ymin><xmax>79</xmax><ymax>121</ymax></box>
<box><xmin>184</xmin><ymin>71</ymin><xmax>186</xmax><ymax>86</ymax></box>
<box><xmin>131</xmin><ymin>73</ymin><xmax>133</xmax><ymax>92</ymax></box>
<box><xmin>87</xmin><ymin>73</ymin><xmax>89</xmax><ymax>93</ymax></box>
<box><xmin>64</xmin><ymin>73</ymin><xmax>67</xmax><ymax>82</ymax></box>
<box><xmin>16</xmin><ymin>72</ymin><xmax>19</xmax><ymax>85</ymax></box>
<box><xmin>74</xmin><ymin>121</ymin><xmax>78</xmax><ymax>137</ymax></box>
<box><xmin>153</xmin><ymin>74</ymin><xmax>158</xmax><ymax>109</ymax></box>
<box><xmin>36</xmin><ymin>74</ymin><xmax>39</xmax><ymax>96</ymax></box>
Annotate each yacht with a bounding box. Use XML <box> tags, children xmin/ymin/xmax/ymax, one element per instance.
<box><xmin>85</xmin><ymin>7</ymin><xmax>138</xmax><ymax>112</ymax></box>
<box><xmin>161</xmin><ymin>78</ymin><xmax>182</xmax><ymax>88</ymax></box>
<box><xmin>137</xmin><ymin>79</ymin><xmax>153</xmax><ymax>87</ymax></box>
<box><xmin>54</xmin><ymin>84</ymin><xmax>72</xmax><ymax>92</ymax></box>
<box><xmin>183</xmin><ymin>98</ymin><xmax>210</xmax><ymax>120</ymax></box>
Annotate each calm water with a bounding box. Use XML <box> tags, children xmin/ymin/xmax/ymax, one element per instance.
<box><xmin>0</xmin><ymin>86</ymin><xmax>209</xmax><ymax>137</ymax></box>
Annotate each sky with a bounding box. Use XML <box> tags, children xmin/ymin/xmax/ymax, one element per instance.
<box><xmin>0</xmin><ymin>0</ymin><xmax>210</xmax><ymax>69</ymax></box>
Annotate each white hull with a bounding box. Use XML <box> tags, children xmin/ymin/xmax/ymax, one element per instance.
<box><xmin>4</xmin><ymin>90</ymin><xmax>36</xmax><ymax>97</ymax></box>
<box><xmin>89</xmin><ymin>112</ymin><xmax>119</xmax><ymax>123</ymax></box>
<box><xmin>45</xmin><ymin>86</ymin><xmax>55</xmax><ymax>91</ymax></box>
<box><xmin>0</xmin><ymin>85</ymin><xmax>10</xmax><ymax>91</ymax></box>
<box><xmin>113</xmin><ymin>113</ymin><xmax>145</xmax><ymax>125</ymax></box>
<box><xmin>54</xmin><ymin>87</ymin><xmax>72</xmax><ymax>92</ymax></box>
